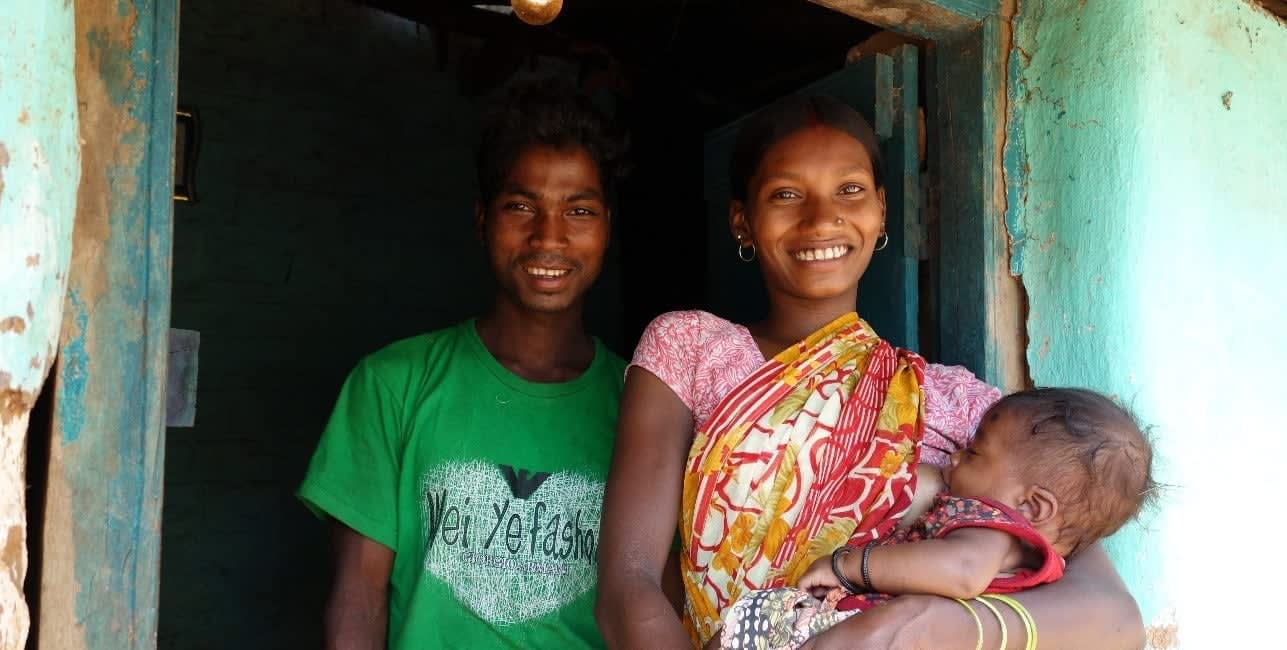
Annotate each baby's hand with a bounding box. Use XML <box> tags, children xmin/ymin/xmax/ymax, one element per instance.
<box><xmin>796</xmin><ymin>554</ymin><xmax>842</xmax><ymax>598</ymax></box>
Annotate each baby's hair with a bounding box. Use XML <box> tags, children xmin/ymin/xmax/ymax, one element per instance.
<box><xmin>992</xmin><ymin>388</ymin><xmax>1155</xmax><ymax>555</ymax></box>
<box><xmin>476</xmin><ymin>78</ymin><xmax>628</xmax><ymax>207</ymax></box>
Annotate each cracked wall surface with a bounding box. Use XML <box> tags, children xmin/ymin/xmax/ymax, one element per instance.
<box><xmin>0</xmin><ymin>2</ymin><xmax>80</xmax><ymax>648</ymax></box>
<box><xmin>1008</xmin><ymin>1</ymin><xmax>1287</xmax><ymax>647</ymax></box>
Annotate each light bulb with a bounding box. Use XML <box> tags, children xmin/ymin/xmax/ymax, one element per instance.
<box><xmin>511</xmin><ymin>0</ymin><xmax>563</xmax><ymax>26</ymax></box>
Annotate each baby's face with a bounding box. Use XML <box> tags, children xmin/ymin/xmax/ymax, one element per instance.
<box><xmin>942</xmin><ymin>406</ymin><xmax>1030</xmax><ymax>507</ymax></box>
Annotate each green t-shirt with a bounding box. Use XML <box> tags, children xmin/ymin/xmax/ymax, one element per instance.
<box><xmin>299</xmin><ymin>320</ymin><xmax>626</xmax><ymax>649</ymax></box>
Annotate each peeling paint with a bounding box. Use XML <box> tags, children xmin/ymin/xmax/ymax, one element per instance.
<box><xmin>1146</xmin><ymin>623</ymin><xmax>1178</xmax><ymax>649</ymax></box>
<box><xmin>1</xmin><ymin>0</ymin><xmax>82</xmax><ymax>643</ymax></box>
<box><xmin>0</xmin><ymin>318</ymin><xmax>27</xmax><ymax>335</ymax></box>
<box><xmin>0</xmin><ymin>384</ymin><xmax>37</xmax><ymax>427</ymax></box>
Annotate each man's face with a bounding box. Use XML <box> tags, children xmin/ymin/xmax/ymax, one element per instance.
<box><xmin>478</xmin><ymin>145</ymin><xmax>610</xmax><ymax>315</ymax></box>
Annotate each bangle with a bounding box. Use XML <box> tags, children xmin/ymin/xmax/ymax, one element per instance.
<box><xmin>830</xmin><ymin>546</ymin><xmax>865</xmax><ymax>594</ymax></box>
<box><xmin>981</xmin><ymin>594</ymin><xmax>1037</xmax><ymax>650</ymax></box>
<box><xmin>972</xmin><ymin>597</ymin><xmax>1008</xmax><ymax>650</ymax></box>
<box><xmin>859</xmin><ymin>541</ymin><xmax>877</xmax><ymax>592</ymax></box>
<box><xmin>951</xmin><ymin>598</ymin><xmax>984</xmax><ymax>650</ymax></box>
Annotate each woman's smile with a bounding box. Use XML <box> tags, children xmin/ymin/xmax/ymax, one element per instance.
<box><xmin>789</xmin><ymin>243</ymin><xmax>852</xmax><ymax>262</ymax></box>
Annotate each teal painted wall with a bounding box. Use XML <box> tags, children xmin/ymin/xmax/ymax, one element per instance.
<box><xmin>1010</xmin><ymin>1</ymin><xmax>1287</xmax><ymax>646</ymax></box>
<box><xmin>0</xmin><ymin>2</ymin><xmax>80</xmax><ymax>646</ymax></box>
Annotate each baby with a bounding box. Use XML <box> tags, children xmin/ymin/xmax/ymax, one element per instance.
<box><xmin>718</xmin><ymin>387</ymin><xmax>1155</xmax><ymax>650</ymax></box>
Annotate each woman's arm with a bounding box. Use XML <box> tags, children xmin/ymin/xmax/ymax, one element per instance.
<box><xmin>595</xmin><ymin>368</ymin><xmax>695</xmax><ymax>649</ymax></box>
<box><xmin>807</xmin><ymin>542</ymin><xmax>1144</xmax><ymax>650</ymax></box>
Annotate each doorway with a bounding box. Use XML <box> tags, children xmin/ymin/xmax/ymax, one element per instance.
<box><xmin>27</xmin><ymin>1</ymin><xmax>1024</xmax><ymax>647</ymax></box>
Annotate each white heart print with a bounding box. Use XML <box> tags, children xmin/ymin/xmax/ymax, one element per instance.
<box><xmin>420</xmin><ymin>460</ymin><xmax>604</xmax><ymax>624</ymax></box>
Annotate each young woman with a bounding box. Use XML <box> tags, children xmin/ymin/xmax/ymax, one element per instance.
<box><xmin>595</xmin><ymin>96</ymin><xmax>1144</xmax><ymax>649</ymax></box>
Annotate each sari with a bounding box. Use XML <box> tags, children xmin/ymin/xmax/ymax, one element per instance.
<box><xmin>679</xmin><ymin>312</ymin><xmax>925</xmax><ymax>645</ymax></box>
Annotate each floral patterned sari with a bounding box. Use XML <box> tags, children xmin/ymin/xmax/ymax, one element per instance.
<box><xmin>680</xmin><ymin>312</ymin><xmax>925</xmax><ymax>646</ymax></box>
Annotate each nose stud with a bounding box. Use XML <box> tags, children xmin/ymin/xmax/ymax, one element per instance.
<box><xmin>835</xmin><ymin>217</ymin><xmax>845</xmax><ymax>225</ymax></box>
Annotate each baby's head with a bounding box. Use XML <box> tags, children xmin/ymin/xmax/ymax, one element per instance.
<box><xmin>943</xmin><ymin>388</ymin><xmax>1154</xmax><ymax>557</ymax></box>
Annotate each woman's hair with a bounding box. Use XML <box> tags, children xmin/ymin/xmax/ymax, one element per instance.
<box><xmin>729</xmin><ymin>94</ymin><xmax>884</xmax><ymax>202</ymax></box>
<box><xmin>993</xmin><ymin>388</ymin><xmax>1156</xmax><ymax>556</ymax></box>
<box><xmin>476</xmin><ymin>79</ymin><xmax>628</xmax><ymax>205</ymax></box>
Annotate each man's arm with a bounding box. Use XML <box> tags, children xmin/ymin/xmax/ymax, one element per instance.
<box><xmin>807</xmin><ymin>542</ymin><xmax>1145</xmax><ymax>650</ymax></box>
<box><xmin>326</xmin><ymin>521</ymin><xmax>394</xmax><ymax>650</ymax></box>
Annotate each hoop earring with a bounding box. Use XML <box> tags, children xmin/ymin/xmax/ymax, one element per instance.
<box><xmin>874</xmin><ymin>231</ymin><xmax>889</xmax><ymax>251</ymax></box>
<box><xmin>737</xmin><ymin>242</ymin><xmax>757</xmax><ymax>262</ymax></box>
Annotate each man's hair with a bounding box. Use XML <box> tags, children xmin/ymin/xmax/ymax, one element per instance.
<box><xmin>993</xmin><ymin>388</ymin><xmax>1156</xmax><ymax>555</ymax></box>
<box><xmin>476</xmin><ymin>79</ymin><xmax>627</xmax><ymax>206</ymax></box>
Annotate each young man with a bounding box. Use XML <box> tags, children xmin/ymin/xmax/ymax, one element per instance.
<box><xmin>298</xmin><ymin>81</ymin><xmax>627</xmax><ymax>649</ymax></box>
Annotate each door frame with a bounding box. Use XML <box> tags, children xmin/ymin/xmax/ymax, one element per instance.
<box><xmin>36</xmin><ymin>1</ymin><xmax>179</xmax><ymax>648</ymax></box>
<box><xmin>812</xmin><ymin>0</ymin><xmax>1028</xmax><ymax>390</ymax></box>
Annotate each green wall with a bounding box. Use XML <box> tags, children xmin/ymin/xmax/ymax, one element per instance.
<box><xmin>1011</xmin><ymin>1</ymin><xmax>1287</xmax><ymax>646</ymax></box>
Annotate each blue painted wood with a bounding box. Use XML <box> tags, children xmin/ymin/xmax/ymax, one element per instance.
<box><xmin>925</xmin><ymin>0</ymin><xmax>998</xmax><ymax>21</ymax></box>
<box><xmin>44</xmin><ymin>0</ymin><xmax>178</xmax><ymax>647</ymax></box>
<box><xmin>702</xmin><ymin>49</ymin><xmax>921</xmax><ymax>349</ymax></box>
<box><xmin>927</xmin><ymin>18</ymin><xmax>1022</xmax><ymax>389</ymax></box>
<box><xmin>929</xmin><ymin>29</ymin><xmax>989</xmax><ymax>380</ymax></box>
<box><xmin>812</xmin><ymin>0</ymin><xmax>997</xmax><ymax>39</ymax></box>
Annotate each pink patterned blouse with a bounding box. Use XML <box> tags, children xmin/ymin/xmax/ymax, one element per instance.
<box><xmin>630</xmin><ymin>310</ymin><xmax>1001</xmax><ymax>467</ymax></box>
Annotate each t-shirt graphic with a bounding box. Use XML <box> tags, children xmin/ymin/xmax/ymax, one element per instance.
<box><xmin>421</xmin><ymin>459</ymin><xmax>604</xmax><ymax>624</ymax></box>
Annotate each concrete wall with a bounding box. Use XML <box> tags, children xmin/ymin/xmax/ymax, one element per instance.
<box><xmin>0</xmin><ymin>3</ymin><xmax>80</xmax><ymax>647</ymax></box>
<box><xmin>1009</xmin><ymin>1</ymin><xmax>1287</xmax><ymax>647</ymax></box>
<box><xmin>163</xmin><ymin>1</ymin><xmax>622</xmax><ymax>647</ymax></box>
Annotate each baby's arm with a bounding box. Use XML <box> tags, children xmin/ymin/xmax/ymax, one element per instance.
<box><xmin>799</xmin><ymin>527</ymin><xmax>1022</xmax><ymax>600</ymax></box>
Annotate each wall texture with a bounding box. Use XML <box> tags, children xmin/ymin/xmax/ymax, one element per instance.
<box><xmin>0</xmin><ymin>3</ymin><xmax>80</xmax><ymax>647</ymax></box>
<box><xmin>1010</xmin><ymin>1</ymin><xmax>1287</xmax><ymax>647</ymax></box>
<box><xmin>164</xmin><ymin>1</ymin><xmax>621</xmax><ymax>647</ymax></box>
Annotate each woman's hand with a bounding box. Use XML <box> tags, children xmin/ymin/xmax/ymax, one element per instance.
<box><xmin>796</xmin><ymin>554</ymin><xmax>842</xmax><ymax>598</ymax></box>
<box><xmin>802</xmin><ymin>596</ymin><xmax>946</xmax><ymax>650</ymax></box>
<box><xmin>803</xmin><ymin>545</ymin><xmax>1148</xmax><ymax>650</ymax></box>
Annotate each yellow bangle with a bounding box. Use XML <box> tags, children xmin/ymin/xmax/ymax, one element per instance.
<box><xmin>980</xmin><ymin>594</ymin><xmax>1038</xmax><ymax>650</ymax></box>
<box><xmin>972</xmin><ymin>596</ymin><xmax>1008</xmax><ymax>650</ymax></box>
<box><xmin>951</xmin><ymin>598</ymin><xmax>984</xmax><ymax>650</ymax></box>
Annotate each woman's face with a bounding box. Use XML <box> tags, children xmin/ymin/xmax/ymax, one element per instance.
<box><xmin>732</xmin><ymin>125</ymin><xmax>885</xmax><ymax>305</ymax></box>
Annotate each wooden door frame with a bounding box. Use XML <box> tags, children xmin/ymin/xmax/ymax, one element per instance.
<box><xmin>812</xmin><ymin>0</ymin><xmax>1028</xmax><ymax>390</ymax></box>
<box><xmin>36</xmin><ymin>1</ymin><xmax>179</xmax><ymax>648</ymax></box>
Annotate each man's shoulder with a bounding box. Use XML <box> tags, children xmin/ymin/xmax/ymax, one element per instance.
<box><xmin>591</xmin><ymin>339</ymin><xmax>628</xmax><ymax>386</ymax></box>
<box><xmin>358</xmin><ymin>321</ymin><xmax>472</xmax><ymax>380</ymax></box>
